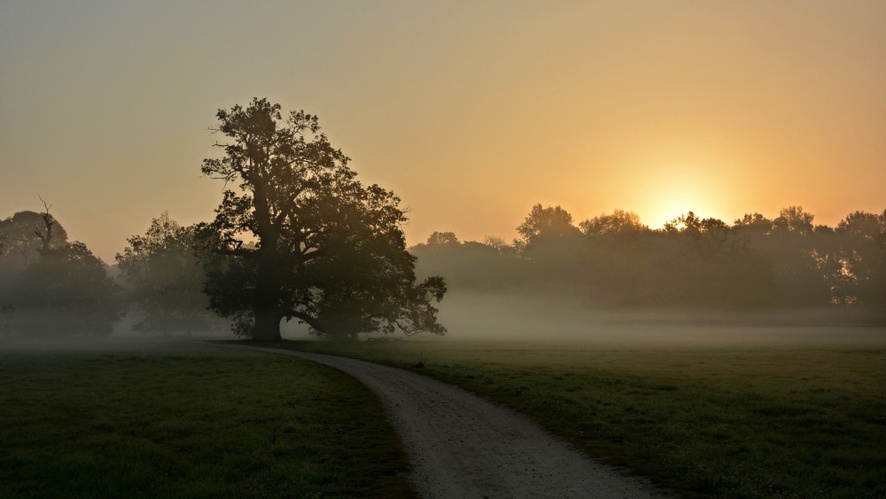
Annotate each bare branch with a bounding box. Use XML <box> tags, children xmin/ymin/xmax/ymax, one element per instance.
<box><xmin>37</xmin><ymin>194</ymin><xmax>51</xmax><ymax>214</ymax></box>
<box><xmin>35</xmin><ymin>195</ymin><xmax>54</xmax><ymax>252</ymax></box>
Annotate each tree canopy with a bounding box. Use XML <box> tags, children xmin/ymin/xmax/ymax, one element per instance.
<box><xmin>0</xmin><ymin>210</ymin><xmax>69</xmax><ymax>274</ymax></box>
<box><xmin>199</xmin><ymin>98</ymin><xmax>446</xmax><ymax>340</ymax></box>
<box><xmin>1</xmin><ymin>209</ymin><xmax>122</xmax><ymax>337</ymax></box>
<box><xmin>413</xmin><ymin>205</ymin><xmax>885</xmax><ymax>318</ymax></box>
<box><xmin>116</xmin><ymin>212</ymin><xmax>214</xmax><ymax>336</ymax></box>
<box><xmin>516</xmin><ymin>204</ymin><xmax>581</xmax><ymax>250</ymax></box>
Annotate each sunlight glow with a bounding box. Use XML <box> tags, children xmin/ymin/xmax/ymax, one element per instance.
<box><xmin>633</xmin><ymin>165</ymin><xmax>727</xmax><ymax>227</ymax></box>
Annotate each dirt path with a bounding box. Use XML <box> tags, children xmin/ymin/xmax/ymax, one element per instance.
<box><xmin>227</xmin><ymin>344</ymin><xmax>668</xmax><ymax>498</ymax></box>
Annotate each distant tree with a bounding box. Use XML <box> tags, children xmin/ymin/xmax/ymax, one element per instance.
<box><xmin>757</xmin><ymin>206</ymin><xmax>830</xmax><ymax>306</ymax></box>
<box><xmin>571</xmin><ymin>210</ymin><xmax>654</xmax><ymax>305</ymax></box>
<box><xmin>2</xmin><ymin>206</ymin><xmax>76</xmax><ymax>334</ymax></box>
<box><xmin>773</xmin><ymin>206</ymin><xmax>814</xmax><ymax>235</ymax></box>
<box><xmin>837</xmin><ymin>211</ymin><xmax>883</xmax><ymax>240</ymax></box>
<box><xmin>664</xmin><ymin>211</ymin><xmax>730</xmax><ymax>259</ymax></box>
<box><xmin>0</xmin><ymin>210</ymin><xmax>69</xmax><ymax>273</ymax></box>
<box><xmin>483</xmin><ymin>236</ymin><xmax>514</xmax><ymax>254</ymax></box>
<box><xmin>9</xmin><ymin>241</ymin><xmax>123</xmax><ymax>336</ymax></box>
<box><xmin>733</xmin><ymin>213</ymin><xmax>773</xmax><ymax>234</ymax></box>
<box><xmin>198</xmin><ymin>98</ymin><xmax>446</xmax><ymax>340</ymax></box>
<box><xmin>653</xmin><ymin>211</ymin><xmax>781</xmax><ymax>308</ymax></box>
<box><xmin>511</xmin><ymin>204</ymin><xmax>586</xmax><ymax>295</ymax></box>
<box><xmin>515</xmin><ymin>204</ymin><xmax>581</xmax><ymax>251</ymax></box>
<box><xmin>411</xmin><ymin>235</ymin><xmax>520</xmax><ymax>291</ymax></box>
<box><xmin>579</xmin><ymin>209</ymin><xmax>648</xmax><ymax>237</ymax></box>
<box><xmin>426</xmin><ymin>231</ymin><xmax>460</xmax><ymax>246</ymax></box>
<box><xmin>833</xmin><ymin>210</ymin><xmax>886</xmax><ymax>308</ymax></box>
<box><xmin>116</xmin><ymin>212</ymin><xmax>215</xmax><ymax>336</ymax></box>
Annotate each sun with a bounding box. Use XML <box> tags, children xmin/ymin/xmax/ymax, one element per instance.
<box><xmin>631</xmin><ymin>166</ymin><xmax>727</xmax><ymax>228</ymax></box>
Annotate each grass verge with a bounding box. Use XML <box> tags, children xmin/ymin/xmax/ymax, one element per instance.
<box><xmin>0</xmin><ymin>341</ymin><xmax>417</xmax><ymax>498</ymax></box>
<box><xmin>277</xmin><ymin>339</ymin><xmax>886</xmax><ymax>499</ymax></box>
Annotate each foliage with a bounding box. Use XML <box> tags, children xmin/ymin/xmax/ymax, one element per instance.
<box><xmin>116</xmin><ymin>212</ymin><xmax>215</xmax><ymax>336</ymax></box>
<box><xmin>579</xmin><ymin>209</ymin><xmax>649</xmax><ymax>237</ymax></box>
<box><xmin>833</xmin><ymin>209</ymin><xmax>886</xmax><ymax>307</ymax></box>
<box><xmin>426</xmin><ymin>231</ymin><xmax>459</xmax><ymax>245</ymax></box>
<box><xmin>774</xmin><ymin>205</ymin><xmax>815</xmax><ymax>234</ymax></box>
<box><xmin>515</xmin><ymin>204</ymin><xmax>582</xmax><ymax>252</ymax></box>
<box><xmin>6</xmin><ymin>241</ymin><xmax>123</xmax><ymax>336</ymax></box>
<box><xmin>199</xmin><ymin>98</ymin><xmax>446</xmax><ymax>340</ymax></box>
<box><xmin>0</xmin><ymin>210</ymin><xmax>69</xmax><ymax>274</ymax></box>
<box><xmin>410</xmin><ymin>235</ymin><xmax>522</xmax><ymax>291</ymax></box>
<box><xmin>1</xmin><ymin>207</ymin><xmax>122</xmax><ymax>337</ymax></box>
<box><xmin>412</xmin><ymin>205</ymin><xmax>885</xmax><ymax>317</ymax></box>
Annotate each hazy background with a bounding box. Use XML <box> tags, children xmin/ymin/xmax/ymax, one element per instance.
<box><xmin>2</xmin><ymin>1</ymin><xmax>885</xmax><ymax>262</ymax></box>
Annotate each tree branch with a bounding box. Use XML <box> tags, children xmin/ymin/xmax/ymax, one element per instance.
<box><xmin>284</xmin><ymin>309</ymin><xmax>326</xmax><ymax>333</ymax></box>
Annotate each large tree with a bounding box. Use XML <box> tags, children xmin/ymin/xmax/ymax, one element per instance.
<box><xmin>199</xmin><ymin>98</ymin><xmax>446</xmax><ymax>341</ymax></box>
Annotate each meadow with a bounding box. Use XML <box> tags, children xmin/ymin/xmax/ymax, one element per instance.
<box><xmin>283</xmin><ymin>332</ymin><xmax>886</xmax><ymax>499</ymax></box>
<box><xmin>2</xmin><ymin>330</ymin><xmax>883</xmax><ymax>499</ymax></box>
<box><xmin>0</xmin><ymin>340</ymin><xmax>417</xmax><ymax>498</ymax></box>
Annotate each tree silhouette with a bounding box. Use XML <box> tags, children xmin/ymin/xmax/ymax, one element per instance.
<box><xmin>426</xmin><ymin>231</ymin><xmax>460</xmax><ymax>246</ymax></box>
<box><xmin>408</xmin><ymin>205</ymin><xmax>882</xmax><ymax>318</ymax></box>
<box><xmin>199</xmin><ymin>98</ymin><xmax>445</xmax><ymax>340</ymax></box>
<box><xmin>834</xmin><ymin>210</ymin><xmax>886</xmax><ymax>307</ymax></box>
<box><xmin>580</xmin><ymin>209</ymin><xmax>648</xmax><ymax>237</ymax></box>
<box><xmin>664</xmin><ymin>212</ymin><xmax>730</xmax><ymax>260</ymax></box>
<box><xmin>516</xmin><ymin>204</ymin><xmax>581</xmax><ymax>250</ymax></box>
<box><xmin>0</xmin><ymin>210</ymin><xmax>69</xmax><ymax>273</ymax></box>
<box><xmin>774</xmin><ymin>206</ymin><xmax>815</xmax><ymax>235</ymax></box>
<box><xmin>9</xmin><ymin>241</ymin><xmax>122</xmax><ymax>337</ymax></box>
<box><xmin>117</xmin><ymin>212</ymin><xmax>214</xmax><ymax>336</ymax></box>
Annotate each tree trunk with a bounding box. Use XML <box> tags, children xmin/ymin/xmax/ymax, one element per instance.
<box><xmin>253</xmin><ymin>308</ymin><xmax>282</xmax><ymax>341</ymax></box>
<box><xmin>252</xmin><ymin>226</ymin><xmax>283</xmax><ymax>341</ymax></box>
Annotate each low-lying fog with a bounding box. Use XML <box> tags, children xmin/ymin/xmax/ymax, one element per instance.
<box><xmin>276</xmin><ymin>289</ymin><xmax>886</xmax><ymax>348</ymax></box>
<box><xmin>3</xmin><ymin>290</ymin><xmax>884</xmax><ymax>352</ymax></box>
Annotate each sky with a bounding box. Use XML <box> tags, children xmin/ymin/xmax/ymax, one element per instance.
<box><xmin>2</xmin><ymin>1</ymin><xmax>884</xmax><ymax>262</ymax></box>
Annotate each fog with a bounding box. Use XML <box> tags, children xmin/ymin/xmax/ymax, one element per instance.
<box><xmin>0</xmin><ymin>333</ymin><xmax>217</xmax><ymax>356</ymax></box>
<box><xmin>423</xmin><ymin>289</ymin><xmax>886</xmax><ymax>348</ymax></box>
<box><xmin>276</xmin><ymin>284</ymin><xmax>885</xmax><ymax>348</ymax></box>
<box><xmin>2</xmin><ymin>206</ymin><xmax>884</xmax><ymax>349</ymax></box>
<box><xmin>2</xmin><ymin>289</ymin><xmax>884</xmax><ymax>354</ymax></box>
<box><xmin>400</xmin><ymin>210</ymin><xmax>886</xmax><ymax>348</ymax></box>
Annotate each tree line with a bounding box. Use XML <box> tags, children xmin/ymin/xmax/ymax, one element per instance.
<box><xmin>2</xmin><ymin>98</ymin><xmax>883</xmax><ymax>340</ymax></box>
<box><xmin>411</xmin><ymin>205</ymin><xmax>885</xmax><ymax>319</ymax></box>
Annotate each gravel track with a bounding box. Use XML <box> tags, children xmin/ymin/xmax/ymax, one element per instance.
<box><xmin>226</xmin><ymin>344</ymin><xmax>668</xmax><ymax>499</ymax></box>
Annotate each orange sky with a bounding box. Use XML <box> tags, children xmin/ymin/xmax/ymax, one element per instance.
<box><xmin>2</xmin><ymin>1</ymin><xmax>884</xmax><ymax>261</ymax></box>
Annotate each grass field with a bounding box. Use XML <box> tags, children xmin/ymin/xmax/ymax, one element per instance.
<box><xmin>0</xmin><ymin>340</ymin><xmax>417</xmax><ymax>498</ymax></box>
<box><xmin>3</xmin><ymin>334</ymin><xmax>883</xmax><ymax>499</ymax></box>
<box><xmin>281</xmin><ymin>336</ymin><xmax>886</xmax><ymax>499</ymax></box>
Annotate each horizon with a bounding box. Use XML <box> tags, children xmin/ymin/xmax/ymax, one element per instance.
<box><xmin>2</xmin><ymin>1</ymin><xmax>885</xmax><ymax>262</ymax></box>
<box><xmin>1</xmin><ymin>202</ymin><xmax>879</xmax><ymax>265</ymax></box>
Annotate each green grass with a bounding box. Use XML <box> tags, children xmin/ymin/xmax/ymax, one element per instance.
<box><xmin>280</xmin><ymin>339</ymin><xmax>886</xmax><ymax>499</ymax></box>
<box><xmin>0</xmin><ymin>341</ymin><xmax>417</xmax><ymax>498</ymax></box>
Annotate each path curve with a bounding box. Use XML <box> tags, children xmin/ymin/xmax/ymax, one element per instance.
<box><xmin>224</xmin><ymin>344</ymin><xmax>668</xmax><ymax>499</ymax></box>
